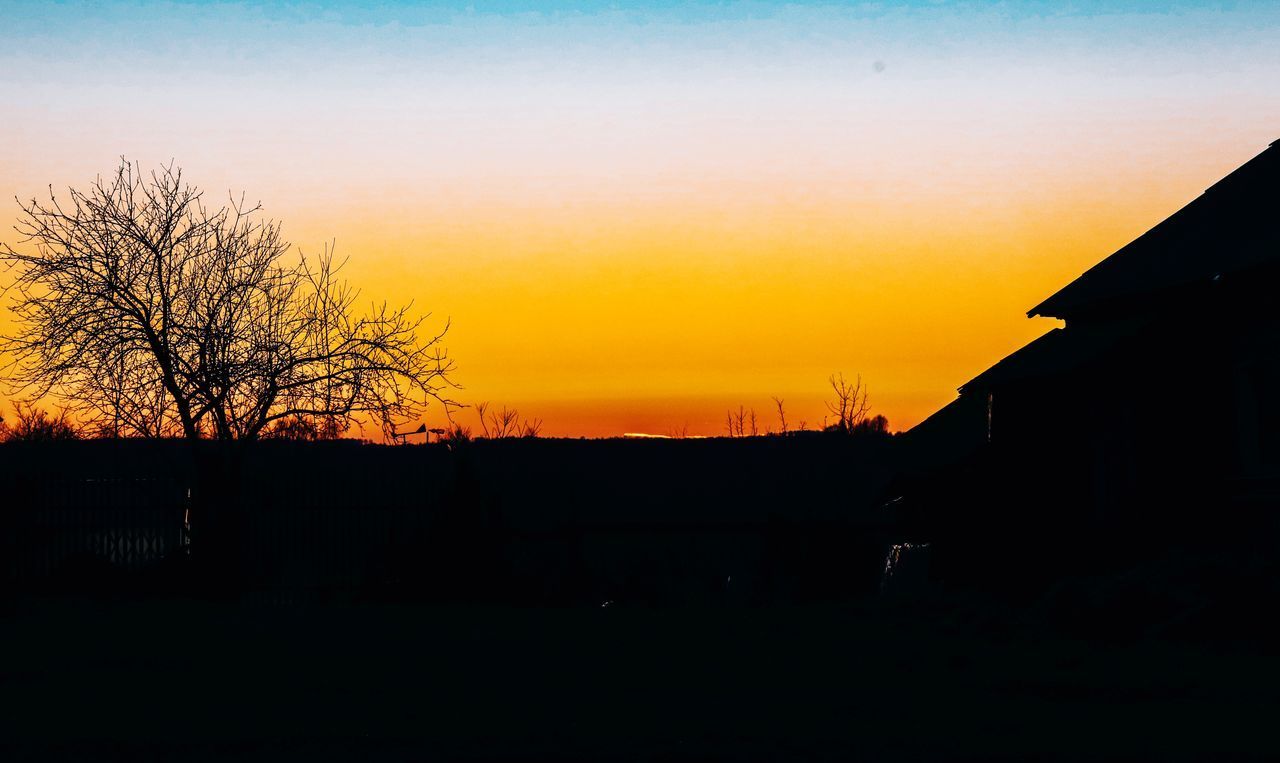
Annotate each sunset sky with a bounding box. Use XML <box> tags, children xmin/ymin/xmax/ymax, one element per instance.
<box><xmin>2</xmin><ymin>1</ymin><xmax>1278</xmax><ymax>437</ymax></box>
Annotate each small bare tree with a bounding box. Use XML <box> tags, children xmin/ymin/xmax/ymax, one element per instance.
<box><xmin>771</xmin><ymin>396</ymin><xmax>787</xmax><ymax>435</ymax></box>
<box><xmin>724</xmin><ymin>405</ymin><xmax>758</xmax><ymax>438</ymax></box>
<box><xmin>474</xmin><ymin>401</ymin><xmax>541</xmax><ymax>439</ymax></box>
<box><xmin>0</xmin><ymin>160</ymin><xmax>456</xmax><ymax>440</ymax></box>
<box><xmin>825</xmin><ymin>372</ymin><xmax>870</xmax><ymax>434</ymax></box>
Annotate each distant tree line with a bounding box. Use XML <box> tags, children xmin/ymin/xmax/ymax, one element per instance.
<box><xmin>722</xmin><ymin>373</ymin><xmax>890</xmax><ymax>439</ymax></box>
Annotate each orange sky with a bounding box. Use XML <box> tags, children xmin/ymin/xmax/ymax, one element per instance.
<box><xmin>2</xmin><ymin>3</ymin><xmax>1279</xmax><ymax>437</ymax></box>
<box><xmin>277</xmin><ymin>127</ymin><xmax>1280</xmax><ymax>436</ymax></box>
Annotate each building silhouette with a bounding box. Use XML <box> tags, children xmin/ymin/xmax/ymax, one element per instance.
<box><xmin>901</xmin><ymin>138</ymin><xmax>1280</xmax><ymax>587</ymax></box>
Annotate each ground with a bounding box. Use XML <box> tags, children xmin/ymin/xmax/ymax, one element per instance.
<box><xmin>3</xmin><ymin>595</ymin><xmax>1279</xmax><ymax>761</ymax></box>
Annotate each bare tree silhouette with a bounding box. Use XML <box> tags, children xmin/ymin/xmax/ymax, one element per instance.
<box><xmin>724</xmin><ymin>405</ymin><xmax>759</xmax><ymax>438</ymax></box>
<box><xmin>0</xmin><ymin>160</ymin><xmax>456</xmax><ymax>440</ymax></box>
<box><xmin>474</xmin><ymin>402</ymin><xmax>542</xmax><ymax>439</ymax></box>
<box><xmin>825</xmin><ymin>372</ymin><xmax>871</xmax><ymax>434</ymax></box>
<box><xmin>771</xmin><ymin>396</ymin><xmax>788</xmax><ymax>435</ymax></box>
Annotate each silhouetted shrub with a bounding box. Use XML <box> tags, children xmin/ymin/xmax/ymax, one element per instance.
<box><xmin>439</xmin><ymin>422</ymin><xmax>473</xmax><ymax>444</ymax></box>
<box><xmin>0</xmin><ymin>402</ymin><xmax>81</xmax><ymax>442</ymax></box>
<box><xmin>262</xmin><ymin>415</ymin><xmax>341</xmax><ymax>441</ymax></box>
<box><xmin>854</xmin><ymin>414</ymin><xmax>891</xmax><ymax>435</ymax></box>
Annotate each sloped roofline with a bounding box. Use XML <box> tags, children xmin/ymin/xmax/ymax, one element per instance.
<box><xmin>1028</xmin><ymin>137</ymin><xmax>1280</xmax><ymax>320</ymax></box>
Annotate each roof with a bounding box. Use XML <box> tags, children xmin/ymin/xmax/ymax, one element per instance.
<box><xmin>1030</xmin><ymin>139</ymin><xmax>1280</xmax><ymax>319</ymax></box>
<box><xmin>958</xmin><ymin>318</ymin><xmax>1150</xmax><ymax>394</ymax></box>
<box><xmin>898</xmin><ymin>391</ymin><xmax>991</xmax><ymax>470</ymax></box>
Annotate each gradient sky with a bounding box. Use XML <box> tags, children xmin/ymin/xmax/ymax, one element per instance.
<box><xmin>2</xmin><ymin>1</ymin><xmax>1278</xmax><ymax>436</ymax></box>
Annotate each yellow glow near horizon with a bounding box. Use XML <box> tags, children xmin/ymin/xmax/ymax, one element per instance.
<box><xmin>276</xmin><ymin>135</ymin><xmax>1272</xmax><ymax>437</ymax></box>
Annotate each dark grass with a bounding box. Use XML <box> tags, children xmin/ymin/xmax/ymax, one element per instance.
<box><xmin>4</xmin><ymin>595</ymin><xmax>1279</xmax><ymax>762</ymax></box>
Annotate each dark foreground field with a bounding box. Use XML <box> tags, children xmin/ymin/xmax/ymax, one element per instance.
<box><xmin>4</xmin><ymin>595</ymin><xmax>1279</xmax><ymax>762</ymax></box>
